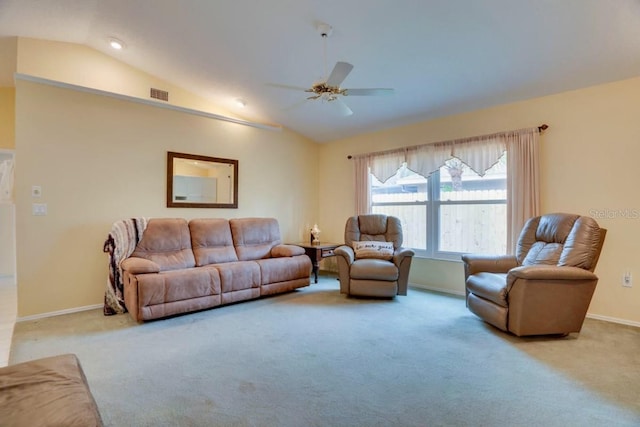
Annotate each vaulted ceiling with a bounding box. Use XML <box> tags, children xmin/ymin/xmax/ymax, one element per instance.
<box><xmin>2</xmin><ymin>0</ymin><xmax>640</xmax><ymax>142</ymax></box>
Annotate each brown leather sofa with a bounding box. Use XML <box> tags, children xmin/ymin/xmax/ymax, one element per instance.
<box><xmin>120</xmin><ymin>217</ymin><xmax>312</xmax><ymax>321</ymax></box>
<box><xmin>335</xmin><ymin>214</ymin><xmax>414</xmax><ymax>297</ymax></box>
<box><xmin>462</xmin><ymin>213</ymin><xmax>606</xmax><ymax>336</ymax></box>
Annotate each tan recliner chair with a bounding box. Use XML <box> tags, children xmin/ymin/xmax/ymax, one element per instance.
<box><xmin>462</xmin><ymin>213</ymin><xmax>606</xmax><ymax>337</ymax></box>
<box><xmin>335</xmin><ymin>214</ymin><xmax>415</xmax><ymax>297</ymax></box>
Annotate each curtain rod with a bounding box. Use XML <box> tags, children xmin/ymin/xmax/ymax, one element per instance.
<box><xmin>346</xmin><ymin>124</ymin><xmax>548</xmax><ymax>159</ymax></box>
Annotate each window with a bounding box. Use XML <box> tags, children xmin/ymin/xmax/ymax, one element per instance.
<box><xmin>371</xmin><ymin>153</ymin><xmax>507</xmax><ymax>259</ymax></box>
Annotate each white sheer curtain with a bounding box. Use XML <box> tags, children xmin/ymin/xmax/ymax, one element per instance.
<box><xmin>369</xmin><ymin>150</ymin><xmax>405</xmax><ymax>183</ymax></box>
<box><xmin>452</xmin><ymin>137</ymin><xmax>505</xmax><ymax>177</ymax></box>
<box><xmin>351</xmin><ymin>126</ymin><xmax>541</xmax><ymax>250</ymax></box>
<box><xmin>406</xmin><ymin>143</ymin><xmax>451</xmax><ymax>178</ymax></box>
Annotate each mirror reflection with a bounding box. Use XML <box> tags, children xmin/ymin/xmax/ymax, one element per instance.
<box><xmin>167</xmin><ymin>151</ymin><xmax>238</xmax><ymax>208</ymax></box>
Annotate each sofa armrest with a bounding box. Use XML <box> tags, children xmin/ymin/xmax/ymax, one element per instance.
<box><xmin>334</xmin><ymin>245</ymin><xmax>355</xmax><ymax>265</ymax></box>
<box><xmin>507</xmin><ymin>265</ymin><xmax>598</xmax><ymax>285</ymax></box>
<box><xmin>505</xmin><ymin>265</ymin><xmax>600</xmax><ymax>336</ymax></box>
<box><xmin>271</xmin><ymin>244</ymin><xmax>305</xmax><ymax>258</ymax></box>
<box><xmin>121</xmin><ymin>257</ymin><xmax>161</xmax><ymax>274</ymax></box>
<box><xmin>393</xmin><ymin>247</ymin><xmax>415</xmax><ymax>267</ymax></box>
<box><xmin>461</xmin><ymin>254</ymin><xmax>517</xmax><ymax>277</ymax></box>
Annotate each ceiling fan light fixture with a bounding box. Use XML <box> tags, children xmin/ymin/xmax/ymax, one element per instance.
<box><xmin>109</xmin><ymin>37</ymin><xmax>125</xmax><ymax>50</ymax></box>
<box><xmin>317</xmin><ymin>23</ymin><xmax>333</xmax><ymax>38</ymax></box>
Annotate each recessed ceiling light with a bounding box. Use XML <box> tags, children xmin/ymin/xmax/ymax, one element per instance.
<box><xmin>109</xmin><ymin>38</ymin><xmax>125</xmax><ymax>50</ymax></box>
<box><xmin>235</xmin><ymin>98</ymin><xmax>247</xmax><ymax>108</ymax></box>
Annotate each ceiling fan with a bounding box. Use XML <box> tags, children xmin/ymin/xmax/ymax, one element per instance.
<box><xmin>277</xmin><ymin>23</ymin><xmax>394</xmax><ymax>116</ymax></box>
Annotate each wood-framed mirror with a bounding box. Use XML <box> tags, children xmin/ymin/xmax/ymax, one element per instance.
<box><xmin>167</xmin><ymin>151</ymin><xmax>238</xmax><ymax>208</ymax></box>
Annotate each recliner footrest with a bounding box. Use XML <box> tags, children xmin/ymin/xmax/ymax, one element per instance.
<box><xmin>350</xmin><ymin>258</ymin><xmax>398</xmax><ymax>281</ymax></box>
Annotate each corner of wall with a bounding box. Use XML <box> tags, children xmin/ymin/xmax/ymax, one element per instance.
<box><xmin>0</xmin><ymin>87</ymin><xmax>15</xmax><ymax>149</ymax></box>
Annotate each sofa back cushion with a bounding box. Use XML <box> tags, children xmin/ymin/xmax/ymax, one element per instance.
<box><xmin>230</xmin><ymin>218</ymin><xmax>281</xmax><ymax>261</ymax></box>
<box><xmin>345</xmin><ymin>214</ymin><xmax>403</xmax><ymax>249</ymax></box>
<box><xmin>189</xmin><ymin>219</ymin><xmax>239</xmax><ymax>266</ymax></box>
<box><xmin>558</xmin><ymin>216</ymin><xmax>604</xmax><ymax>270</ymax></box>
<box><xmin>131</xmin><ymin>218</ymin><xmax>195</xmax><ymax>271</ymax></box>
<box><xmin>516</xmin><ymin>213</ymin><xmax>604</xmax><ymax>270</ymax></box>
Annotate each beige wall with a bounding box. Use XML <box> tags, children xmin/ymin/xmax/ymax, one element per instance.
<box><xmin>0</xmin><ymin>37</ymin><xmax>17</xmax><ymax>87</ymax></box>
<box><xmin>319</xmin><ymin>76</ymin><xmax>640</xmax><ymax>325</ymax></box>
<box><xmin>0</xmin><ymin>87</ymin><xmax>15</xmax><ymax>149</ymax></box>
<box><xmin>9</xmin><ymin>36</ymin><xmax>640</xmax><ymax>325</ymax></box>
<box><xmin>15</xmin><ymin>79</ymin><xmax>318</xmax><ymax>317</ymax></box>
<box><xmin>1</xmin><ymin>38</ymin><xmax>18</xmax><ymax>149</ymax></box>
<box><xmin>15</xmin><ymin>38</ymin><xmax>245</xmax><ymax>121</ymax></box>
<box><xmin>11</xmin><ymin>37</ymin><xmax>318</xmax><ymax>317</ymax></box>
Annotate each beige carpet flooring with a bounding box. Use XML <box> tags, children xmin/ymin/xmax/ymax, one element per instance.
<box><xmin>10</xmin><ymin>274</ymin><xmax>640</xmax><ymax>426</ymax></box>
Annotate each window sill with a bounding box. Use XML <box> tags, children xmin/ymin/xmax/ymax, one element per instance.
<box><xmin>411</xmin><ymin>252</ymin><xmax>464</xmax><ymax>263</ymax></box>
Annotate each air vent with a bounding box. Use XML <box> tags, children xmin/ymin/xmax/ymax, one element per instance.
<box><xmin>150</xmin><ymin>88</ymin><xmax>169</xmax><ymax>101</ymax></box>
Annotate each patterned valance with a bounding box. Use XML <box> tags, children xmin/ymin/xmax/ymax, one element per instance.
<box><xmin>353</xmin><ymin>127</ymin><xmax>538</xmax><ymax>183</ymax></box>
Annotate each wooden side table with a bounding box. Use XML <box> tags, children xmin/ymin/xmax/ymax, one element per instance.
<box><xmin>293</xmin><ymin>242</ymin><xmax>341</xmax><ymax>283</ymax></box>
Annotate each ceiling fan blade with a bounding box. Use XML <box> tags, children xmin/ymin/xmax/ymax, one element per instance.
<box><xmin>326</xmin><ymin>61</ymin><xmax>354</xmax><ymax>87</ymax></box>
<box><xmin>282</xmin><ymin>98</ymin><xmax>310</xmax><ymax>111</ymax></box>
<box><xmin>333</xmin><ymin>97</ymin><xmax>353</xmax><ymax>116</ymax></box>
<box><xmin>343</xmin><ymin>88</ymin><xmax>395</xmax><ymax>96</ymax></box>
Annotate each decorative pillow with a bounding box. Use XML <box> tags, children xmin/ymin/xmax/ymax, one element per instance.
<box><xmin>352</xmin><ymin>241</ymin><xmax>394</xmax><ymax>260</ymax></box>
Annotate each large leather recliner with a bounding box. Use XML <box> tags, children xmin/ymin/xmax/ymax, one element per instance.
<box><xmin>462</xmin><ymin>213</ymin><xmax>606</xmax><ymax>336</ymax></box>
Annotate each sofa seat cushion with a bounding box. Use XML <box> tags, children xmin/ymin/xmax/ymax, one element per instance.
<box><xmin>136</xmin><ymin>268</ymin><xmax>221</xmax><ymax>307</ymax></box>
<box><xmin>256</xmin><ymin>255</ymin><xmax>312</xmax><ymax>285</ymax></box>
<box><xmin>350</xmin><ymin>259</ymin><xmax>398</xmax><ymax>281</ymax></box>
<box><xmin>189</xmin><ymin>219</ymin><xmax>239</xmax><ymax>266</ymax></box>
<box><xmin>466</xmin><ymin>272</ymin><xmax>509</xmax><ymax>307</ymax></box>
<box><xmin>213</xmin><ymin>261</ymin><xmax>261</xmax><ymax>293</ymax></box>
<box><xmin>211</xmin><ymin>262</ymin><xmax>261</xmax><ymax>305</ymax></box>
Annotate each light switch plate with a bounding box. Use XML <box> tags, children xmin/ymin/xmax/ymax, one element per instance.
<box><xmin>32</xmin><ymin>185</ymin><xmax>42</xmax><ymax>197</ymax></box>
<box><xmin>32</xmin><ymin>203</ymin><xmax>47</xmax><ymax>216</ymax></box>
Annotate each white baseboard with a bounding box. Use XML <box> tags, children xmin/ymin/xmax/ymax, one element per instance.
<box><xmin>17</xmin><ymin>304</ymin><xmax>103</xmax><ymax>323</ymax></box>
<box><xmin>409</xmin><ymin>283</ymin><xmax>465</xmax><ymax>297</ymax></box>
<box><xmin>586</xmin><ymin>313</ymin><xmax>640</xmax><ymax>328</ymax></box>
